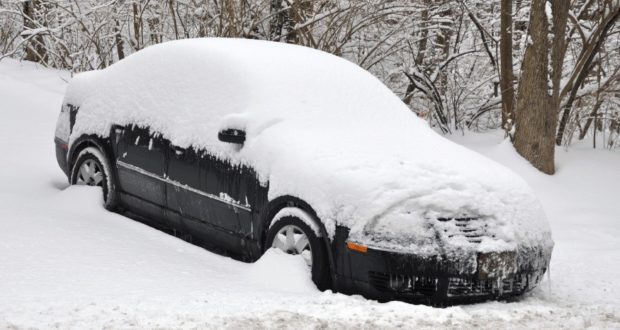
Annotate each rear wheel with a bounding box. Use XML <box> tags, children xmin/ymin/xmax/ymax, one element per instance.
<box><xmin>70</xmin><ymin>146</ymin><xmax>118</xmax><ymax>210</ymax></box>
<box><xmin>266</xmin><ymin>215</ymin><xmax>331</xmax><ymax>290</ymax></box>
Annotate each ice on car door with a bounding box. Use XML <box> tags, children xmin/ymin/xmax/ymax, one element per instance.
<box><xmin>114</xmin><ymin>125</ymin><xmax>167</xmax><ymax>222</ymax></box>
<box><xmin>166</xmin><ymin>146</ymin><xmax>253</xmax><ymax>253</ymax></box>
<box><xmin>166</xmin><ymin>147</ymin><xmax>252</xmax><ymax>235</ymax></box>
<box><xmin>165</xmin><ymin>145</ymin><xmax>207</xmax><ymax>230</ymax></box>
<box><xmin>198</xmin><ymin>153</ymin><xmax>255</xmax><ymax>236</ymax></box>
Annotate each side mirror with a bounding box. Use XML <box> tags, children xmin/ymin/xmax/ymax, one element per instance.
<box><xmin>218</xmin><ymin>128</ymin><xmax>246</xmax><ymax>145</ymax></box>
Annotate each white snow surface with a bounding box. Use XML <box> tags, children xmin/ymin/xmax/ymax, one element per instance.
<box><xmin>61</xmin><ymin>38</ymin><xmax>551</xmax><ymax>255</ymax></box>
<box><xmin>1</xmin><ymin>58</ymin><xmax>619</xmax><ymax>328</ymax></box>
<box><xmin>270</xmin><ymin>207</ymin><xmax>323</xmax><ymax>237</ymax></box>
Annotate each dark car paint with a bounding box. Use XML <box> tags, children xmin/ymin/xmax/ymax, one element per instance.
<box><xmin>55</xmin><ymin>104</ymin><xmax>547</xmax><ymax>306</ymax></box>
<box><xmin>56</xmin><ymin>124</ymin><xmax>335</xmax><ymax>266</ymax></box>
<box><xmin>332</xmin><ymin>226</ymin><xmax>548</xmax><ymax>305</ymax></box>
<box><xmin>54</xmin><ymin>137</ymin><xmax>69</xmax><ymax>177</ymax></box>
<box><xmin>109</xmin><ymin>124</ymin><xmax>270</xmax><ymax>259</ymax></box>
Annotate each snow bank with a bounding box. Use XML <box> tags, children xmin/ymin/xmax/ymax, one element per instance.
<box><xmin>61</xmin><ymin>38</ymin><xmax>552</xmax><ymax>257</ymax></box>
<box><xmin>247</xmin><ymin>249</ymin><xmax>316</xmax><ymax>293</ymax></box>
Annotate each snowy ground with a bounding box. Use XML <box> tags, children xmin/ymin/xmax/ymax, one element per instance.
<box><xmin>0</xmin><ymin>59</ymin><xmax>619</xmax><ymax>329</ymax></box>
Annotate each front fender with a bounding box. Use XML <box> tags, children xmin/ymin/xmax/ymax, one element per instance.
<box><xmin>258</xmin><ymin>195</ymin><xmax>337</xmax><ymax>289</ymax></box>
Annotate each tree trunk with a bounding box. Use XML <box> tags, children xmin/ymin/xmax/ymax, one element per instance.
<box><xmin>269</xmin><ymin>0</ymin><xmax>288</xmax><ymax>41</ymax></box>
<box><xmin>132</xmin><ymin>3</ymin><xmax>142</xmax><ymax>50</ymax></box>
<box><xmin>22</xmin><ymin>0</ymin><xmax>47</xmax><ymax>63</ymax></box>
<box><xmin>578</xmin><ymin>96</ymin><xmax>605</xmax><ymax>140</ymax></box>
<box><xmin>114</xmin><ymin>19</ymin><xmax>125</xmax><ymax>61</ymax></box>
<box><xmin>499</xmin><ymin>0</ymin><xmax>515</xmax><ymax>132</ymax></box>
<box><xmin>415</xmin><ymin>1</ymin><xmax>430</xmax><ymax>66</ymax></box>
<box><xmin>513</xmin><ymin>0</ymin><xmax>569</xmax><ymax>174</ymax></box>
<box><xmin>168</xmin><ymin>0</ymin><xmax>179</xmax><ymax>40</ymax></box>
<box><xmin>403</xmin><ymin>0</ymin><xmax>430</xmax><ymax>106</ymax></box>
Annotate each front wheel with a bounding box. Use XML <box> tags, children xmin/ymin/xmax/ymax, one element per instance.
<box><xmin>70</xmin><ymin>146</ymin><xmax>119</xmax><ymax>210</ymax></box>
<box><xmin>266</xmin><ymin>215</ymin><xmax>331</xmax><ymax>290</ymax></box>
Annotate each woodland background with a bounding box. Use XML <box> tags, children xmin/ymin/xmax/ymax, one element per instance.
<box><xmin>1</xmin><ymin>0</ymin><xmax>618</xmax><ymax>173</ymax></box>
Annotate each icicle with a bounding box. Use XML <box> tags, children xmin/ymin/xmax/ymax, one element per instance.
<box><xmin>497</xmin><ymin>277</ymin><xmax>503</xmax><ymax>296</ymax></box>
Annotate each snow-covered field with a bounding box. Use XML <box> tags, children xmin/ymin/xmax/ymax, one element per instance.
<box><xmin>1</xmin><ymin>59</ymin><xmax>619</xmax><ymax>329</ymax></box>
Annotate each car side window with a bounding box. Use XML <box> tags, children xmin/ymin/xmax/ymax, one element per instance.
<box><xmin>168</xmin><ymin>144</ymin><xmax>199</xmax><ymax>187</ymax></box>
<box><xmin>198</xmin><ymin>152</ymin><xmax>257</xmax><ymax>209</ymax></box>
<box><xmin>120</xmin><ymin>125</ymin><xmax>167</xmax><ymax>176</ymax></box>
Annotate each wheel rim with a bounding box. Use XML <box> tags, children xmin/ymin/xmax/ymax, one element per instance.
<box><xmin>271</xmin><ymin>224</ymin><xmax>313</xmax><ymax>267</ymax></box>
<box><xmin>76</xmin><ymin>159</ymin><xmax>104</xmax><ymax>186</ymax></box>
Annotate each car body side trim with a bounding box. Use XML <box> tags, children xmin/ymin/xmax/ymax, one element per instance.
<box><xmin>116</xmin><ymin>160</ymin><xmax>252</xmax><ymax>212</ymax></box>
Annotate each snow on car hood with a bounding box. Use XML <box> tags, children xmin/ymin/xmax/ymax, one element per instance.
<box><xmin>62</xmin><ymin>38</ymin><xmax>553</xmax><ymax>256</ymax></box>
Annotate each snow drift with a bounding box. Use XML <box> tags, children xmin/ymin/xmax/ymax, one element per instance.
<box><xmin>59</xmin><ymin>38</ymin><xmax>553</xmax><ymax>260</ymax></box>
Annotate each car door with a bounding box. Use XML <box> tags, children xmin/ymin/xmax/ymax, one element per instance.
<box><xmin>166</xmin><ymin>146</ymin><xmax>250</xmax><ymax>252</ymax></box>
<box><xmin>165</xmin><ymin>144</ymin><xmax>204</xmax><ymax>231</ymax></box>
<box><xmin>199</xmin><ymin>153</ymin><xmax>257</xmax><ymax>237</ymax></box>
<box><xmin>114</xmin><ymin>125</ymin><xmax>168</xmax><ymax>225</ymax></box>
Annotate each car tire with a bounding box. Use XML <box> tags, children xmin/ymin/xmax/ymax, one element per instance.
<box><xmin>266</xmin><ymin>215</ymin><xmax>331</xmax><ymax>291</ymax></box>
<box><xmin>70</xmin><ymin>146</ymin><xmax>119</xmax><ymax>211</ymax></box>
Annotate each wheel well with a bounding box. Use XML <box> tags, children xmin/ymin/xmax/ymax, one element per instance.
<box><xmin>260</xmin><ymin>196</ymin><xmax>336</xmax><ymax>287</ymax></box>
<box><xmin>68</xmin><ymin>135</ymin><xmax>113</xmax><ymax>172</ymax></box>
<box><xmin>260</xmin><ymin>197</ymin><xmax>322</xmax><ymax>245</ymax></box>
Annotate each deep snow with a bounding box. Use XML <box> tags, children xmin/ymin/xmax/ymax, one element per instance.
<box><xmin>1</xmin><ymin>58</ymin><xmax>619</xmax><ymax>329</ymax></box>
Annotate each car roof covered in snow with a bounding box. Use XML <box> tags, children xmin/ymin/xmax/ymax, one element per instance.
<box><xmin>65</xmin><ymin>38</ymin><xmax>415</xmax><ymax>151</ymax></box>
<box><xmin>63</xmin><ymin>38</ymin><xmax>552</xmax><ymax>255</ymax></box>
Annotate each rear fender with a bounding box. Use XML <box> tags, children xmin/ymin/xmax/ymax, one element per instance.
<box><xmin>68</xmin><ymin>135</ymin><xmax>114</xmax><ymax>172</ymax></box>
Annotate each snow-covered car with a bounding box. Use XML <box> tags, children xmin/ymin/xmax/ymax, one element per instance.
<box><xmin>54</xmin><ymin>38</ymin><xmax>553</xmax><ymax>305</ymax></box>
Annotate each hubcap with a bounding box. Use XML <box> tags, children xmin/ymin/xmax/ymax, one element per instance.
<box><xmin>271</xmin><ymin>224</ymin><xmax>312</xmax><ymax>267</ymax></box>
<box><xmin>76</xmin><ymin>159</ymin><xmax>104</xmax><ymax>186</ymax></box>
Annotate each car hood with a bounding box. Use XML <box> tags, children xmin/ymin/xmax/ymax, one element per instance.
<box><xmin>238</xmin><ymin>115</ymin><xmax>553</xmax><ymax>258</ymax></box>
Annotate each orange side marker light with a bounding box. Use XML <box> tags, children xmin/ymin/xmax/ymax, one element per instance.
<box><xmin>346</xmin><ymin>241</ymin><xmax>368</xmax><ymax>253</ymax></box>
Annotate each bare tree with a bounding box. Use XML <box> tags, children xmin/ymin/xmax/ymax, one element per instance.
<box><xmin>499</xmin><ymin>0</ymin><xmax>514</xmax><ymax>132</ymax></box>
<box><xmin>22</xmin><ymin>0</ymin><xmax>47</xmax><ymax>63</ymax></box>
<box><xmin>513</xmin><ymin>0</ymin><xmax>569</xmax><ymax>174</ymax></box>
<box><xmin>555</xmin><ymin>1</ymin><xmax>620</xmax><ymax>145</ymax></box>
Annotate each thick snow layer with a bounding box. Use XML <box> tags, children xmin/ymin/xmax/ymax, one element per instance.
<box><xmin>1</xmin><ymin>59</ymin><xmax>619</xmax><ymax>328</ymax></box>
<box><xmin>61</xmin><ymin>38</ymin><xmax>551</xmax><ymax>256</ymax></box>
<box><xmin>270</xmin><ymin>207</ymin><xmax>323</xmax><ymax>237</ymax></box>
